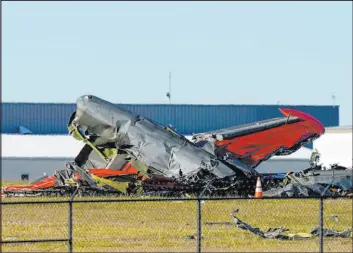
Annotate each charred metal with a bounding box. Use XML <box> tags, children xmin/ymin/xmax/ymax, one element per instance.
<box><xmin>2</xmin><ymin>95</ymin><xmax>352</xmax><ymax>198</ymax></box>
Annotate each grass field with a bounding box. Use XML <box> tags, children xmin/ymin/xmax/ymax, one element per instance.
<box><xmin>1</xmin><ymin>181</ymin><xmax>352</xmax><ymax>252</ymax></box>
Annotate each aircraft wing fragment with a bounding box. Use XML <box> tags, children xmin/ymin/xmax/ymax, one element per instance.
<box><xmin>193</xmin><ymin>108</ymin><xmax>325</xmax><ymax>168</ymax></box>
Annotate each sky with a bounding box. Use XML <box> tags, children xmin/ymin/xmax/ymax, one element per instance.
<box><xmin>2</xmin><ymin>1</ymin><xmax>352</xmax><ymax>125</ymax></box>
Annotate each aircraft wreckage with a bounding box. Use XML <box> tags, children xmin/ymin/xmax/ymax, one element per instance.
<box><xmin>3</xmin><ymin>95</ymin><xmax>352</xmax><ymax>198</ymax></box>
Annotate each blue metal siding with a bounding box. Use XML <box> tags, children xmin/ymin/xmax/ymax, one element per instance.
<box><xmin>2</xmin><ymin>103</ymin><xmax>75</xmax><ymax>135</ymax></box>
<box><xmin>1</xmin><ymin>103</ymin><xmax>339</xmax><ymax>135</ymax></box>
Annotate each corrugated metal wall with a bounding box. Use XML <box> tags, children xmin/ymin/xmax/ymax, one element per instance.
<box><xmin>2</xmin><ymin>103</ymin><xmax>76</xmax><ymax>135</ymax></box>
<box><xmin>1</xmin><ymin>103</ymin><xmax>339</xmax><ymax>135</ymax></box>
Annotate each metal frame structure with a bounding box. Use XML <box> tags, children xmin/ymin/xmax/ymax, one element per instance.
<box><xmin>1</xmin><ymin>195</ymin><xmax>351</xmax><ymax>253</ymax></box>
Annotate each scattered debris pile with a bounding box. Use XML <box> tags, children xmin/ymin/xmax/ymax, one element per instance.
<box><xmin>2</xmin><ymin>164</ymin><xmax>352</xmax><ymax>198</ymax></box>
<box><xmin>263</xmin><ymin>167</ymin><xmax>353</xmax><ymax>198</ymax></box>
<box><xmin>3</xmin><ymin>95</ymin><xmax>351</xmax><ymax>199</ymax></box>
<box><xmin>231</xmin><ymin>210</ymin><xmax>352</xmax><ymax>240</ymax></box>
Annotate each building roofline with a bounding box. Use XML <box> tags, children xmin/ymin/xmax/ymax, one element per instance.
<box><xmin>1</xmin><ymin>102</ymin><xmax>340</xmax><ymax>108</ymax></box>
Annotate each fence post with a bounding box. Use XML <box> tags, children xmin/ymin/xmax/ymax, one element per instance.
<box><xmin>68</xmin><ymin>187</ymin><xmax>79</xmax><ymax>253</ymax></box>
<box><xmin>68</xmin><ymin>200</ymin><xmax>73</xmax><ymax>253</ymax></box>
<box><xmin>319</xmin><ymin>197</ymin><xmax>324</xmax><ymax>253</ymax></box>
<box><xmin>197</xmin><ymin>198</ymin><xmax>202</xmax><ymax>253</ymax></box>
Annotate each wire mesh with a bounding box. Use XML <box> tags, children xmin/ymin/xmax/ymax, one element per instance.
<box><xmin>72</xmin><ymin>199</ymin><xmax>197</xmax><ymax>252</ymax></box>
<box><xmin>1</xmin><ymin>197</ymin><xmax>352</xmax><ymax>252</ymax></box>
<box><xmin>323</xmin><ymin>198</ymin><xmax>353</xmax><ymax>252</ymax></box>
<box><xmin>200</xmin><ymin>198</ymin><xmax>321</xmax><ymax>252</ymax></box>
<box><xmin>1</xmin><ymin>242</ymin><xmax>68</xmax><ymax>253</ymax></box>
<box><xmin>1</xmin><ymin>201</ymin><xmax>68</xmax><ymax>252</ymax></box>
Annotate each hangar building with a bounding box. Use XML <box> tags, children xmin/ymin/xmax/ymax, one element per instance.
<box><xmin>1</xmin><ymin>102</ymin><xmax>340</xmax><ymax>180</ymax></box>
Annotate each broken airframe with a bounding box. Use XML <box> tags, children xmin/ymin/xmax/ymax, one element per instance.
<box><xmin>3</xmin><ymin>95</ymin><xmax>352</xmax><ymax>198</ymax></box>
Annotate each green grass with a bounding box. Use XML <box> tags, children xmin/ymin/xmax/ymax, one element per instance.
<box><xmin>2</xmin><ymin>180</ymin><xmax>31</xmax><ymax>187</ymax></box>
<box><xmin>1</xmin><ymin>182</ymin><xmax>352</xmax><ymax>252</ymax></box>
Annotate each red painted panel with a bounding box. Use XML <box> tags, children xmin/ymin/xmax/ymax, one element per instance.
<box><xmin>215</xmin><ymin>108</ymin><xmax>325</xmax><ymax>167</ymax></box>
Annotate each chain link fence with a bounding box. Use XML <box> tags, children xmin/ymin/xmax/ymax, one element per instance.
<box><xmin>1</xmin><ymin>197</ymin><xmax>352</xmax><ymax>252</ymax></box>
<box><xmin>1</xmin><ymin>200</ymin><xmax>69</xmax><ymax>252</ymax></box>
<box><xmin>322</xmin><ymin>198</ymin><xmax>353</xmax><ymax>252</ymax></box>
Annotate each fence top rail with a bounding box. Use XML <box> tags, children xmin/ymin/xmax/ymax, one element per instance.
<box><xmin>1</xmin><ymin>196</ymin><xmax>352</xmax><ymax>205</ymax></box>
<box><xmin>0</xmin><ymin>238</ymin><xmax>69</xmax><ymax>244</ymax></box>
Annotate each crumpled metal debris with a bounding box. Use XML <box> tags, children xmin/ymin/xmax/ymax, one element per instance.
<box><xmin>262</xmin><ymin>183</ymin><xmax>311</xmax><ymax>197</ymax></box>
<box><xmin>310</xmin><ymin>149</ymin><xmax>321</xmax><ymax>168</ymax></box>
<box><xmin>231</xmin><ymin>211</ymin><xmax>352</xmax><ymax>240</ymax></box>
<box><xmin>1</xmin><ymin>95</ymin><xmax>344</xmax><ymax>198</ymax></box>
<box><xmin>184</xmin><ymin>235</ymin><xmax>196</xmax><ymax>240</ymax></box>
<box><xmin>263</xmin><ymin>167</ymin><xmax>353</xmax><ymax>197</ymax></box>
<box><xmin>310</xmin><ymin>227</ymin><xmax>353</xmax><ymax>238</ymax></box>
<box><xmin>231</xmin><ymin>213</ymin><xmax>308</xmax><ymax>240</ymax></box>
<box><xmin>328</xmin><ymin>215</ymin><xmax>339</xmax><ymax>222</ymax></box>
<box><xmin>66</xmin><ymin>95</ymin><xmax>325</xmax><ymax>196</ymax></box>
